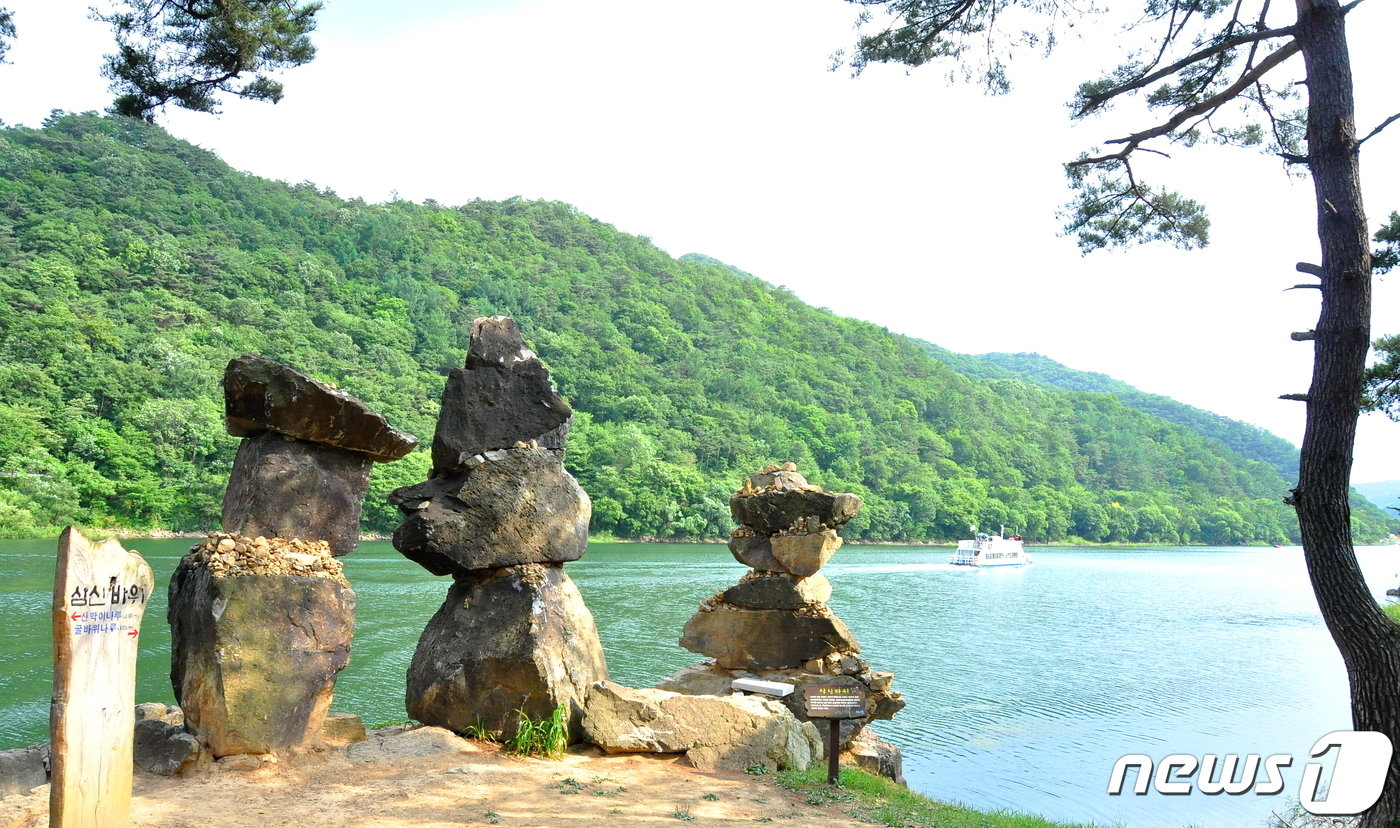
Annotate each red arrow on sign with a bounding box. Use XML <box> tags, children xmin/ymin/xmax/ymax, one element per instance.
<box><xmin>71</xmin><ymin>613</ymin><xmax>81</xmax><ymax>621</ymax></box>
<box><xmin>128</xmin><ymin>630</ymin><xmax>138</xmax><ymax>637</ymax></box>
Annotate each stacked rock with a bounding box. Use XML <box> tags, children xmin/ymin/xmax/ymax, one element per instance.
<box><xmin>391</xmin><ymin>316</ymin><xmax>607</xmax><ymax>741</ymax></box>
<box><xmin>666</xmin><ymin>463</ymin><xmax>906</xmax><ymax>776</ymax></box>
<box><xmin>221</xmin><ymin>353</ymin><xmax>419</xmax><ymax>557</ymax></box>
<box><xmin>169</xmin><ymin>356</ymin><xmax>416</xmax><ymax>758</ymax></box>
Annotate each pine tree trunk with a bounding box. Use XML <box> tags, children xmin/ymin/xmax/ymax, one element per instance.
<box><xmin>1293</xmin><ymin>2</ymin><xmax>1400</xmax><ymax>825</ymax></box>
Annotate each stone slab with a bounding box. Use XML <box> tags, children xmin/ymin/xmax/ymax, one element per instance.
<box><xmin>224</xmin><ymin>353</ymin><xmax>416</xmax><ymax>461</ymax></box>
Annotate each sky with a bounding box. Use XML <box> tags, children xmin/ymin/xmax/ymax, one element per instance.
<box><xmin>3</xmin><ymin>0</ymin><xmax>1399</xmax><ymax>482</ymax></box>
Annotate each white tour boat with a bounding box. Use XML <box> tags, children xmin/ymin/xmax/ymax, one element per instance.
<box><xmin>949</xmin><ymin>531</ymin><xmax>1030</xmax><ymax>567</ymax></box>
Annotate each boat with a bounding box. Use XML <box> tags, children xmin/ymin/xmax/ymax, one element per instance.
<box><xmin>949</xmin><ymin>530</ymin><xmax>1030</xmax><ymax>567</ymax></box>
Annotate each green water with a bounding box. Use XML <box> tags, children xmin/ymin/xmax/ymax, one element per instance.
<box><xmin>3</xmin><ymin>538</ymin><xmax>1397</xmax><ymax>828</ymax></box>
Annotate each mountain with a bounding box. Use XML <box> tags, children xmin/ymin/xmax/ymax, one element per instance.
<box><xmin>1355</xmin><ymin>481</ymin><xmax>1400</xmax><ymax>513</ymax></box>
<box><xmin>918</xmin><ymin>347</ymin><xmax>1302</xmax><ymax>481</ymax></box>
<box><xmin>1</xmin><ymin>113</ymin><xmax>1395</xmax><ymax>544</ymax></box>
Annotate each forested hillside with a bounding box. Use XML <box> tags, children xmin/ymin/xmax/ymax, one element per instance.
<box><xmin>2</xmin><ymin>114</ymin><xmax>1395</xmax><ymax>544</ymax></box>
<box><xmin>940</xmin><ymin>349</ymin><xmax>1302</xmax><ymax>480</ymax></box>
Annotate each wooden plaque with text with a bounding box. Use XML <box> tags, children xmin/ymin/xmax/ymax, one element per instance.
<box><xmin>50</xmin><ymin>527</ymin><xmax>154</xmax><ymax>828</ymax></box>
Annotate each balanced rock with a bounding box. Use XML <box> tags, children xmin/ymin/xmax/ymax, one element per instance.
<box><xmin>727</xmin><ymin>530</ymin><xmax>784</xmax><ymax>572</ymax></box>
<box><xmin>770</xmin><ymin>530</ymin><xmax>842</xmax><ymax>578</ymax></box>
<box><xmin>224</xmin><ymin>353</ymin><xmax>417</xmax><ymax>462</ymax></box>
<box><xmin>722</xmin><ymin>571</ymin><xmax>831</xmax><ymax>610</ymax></box>
<box><xmin>581</xmin><ymin>681</ymin><xmax>820</xmax><ymax>772</ymax></box>
<box><xmin>221</xmin><ymin>355</ymin><xmax>417</xmax><ymax>556</ymax></box>
<box><xmin>168</xmin><ymin>542</ymin><xmax>354</xmax><ymax>757</ymax></box>
<box><xmin>222</xmin><ymin>432</ymin><xmax>373</xmax><ymax>558</ymax></box>
<box><xmin>390</xmin><ymin>448</ymin><xmax>589</xmax><ymax>576</ymax></box>
<box><xmin>431</xmin><ymin>317</ymin><xmax>572</xmax><ymax>476</ymax></box>
<box><xmin>679</xmin><ymin>603</ymin><xmax>859</xmax><ymax>670</ymax></box>
<box><xmin>407</xmin><ymin>564</ymin><xmax>606</xmax><ymax>740</ymax></box>
<box><xmin>730</xmin><ymin>489</ymin><xmax>862</xmax><ymax>536</ymax></box>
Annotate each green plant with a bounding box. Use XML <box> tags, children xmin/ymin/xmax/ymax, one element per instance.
<box><xmin>502</xmin><ymin>705</ymin><xmax>567</xmax><ymax>759</ymax></box>
<box><xmin>462</xmin><ymin>715</ymin><xmax>494</xmax><ymax>741</ymax></box>
<box><xmin>483</xmin><ymin>812</ymin><xmax>500</xmax><ymax>825</ymax></box>
<box><xmin>671</xmin><ymin>807</ymin><xmax>696</xmax><ymax>821</ymax></box>
<box><xmin>775</xmin><ymin>765</ymin><xmax>1099</xmax><ymax>828</ymax></box>
<box><xmin>744</xmin><ymin>763</ymin><xmax>770</xmax><ymax>775</ymax></box>
<box><xmin>546</xmin><ymin>776</ymin><xmax>587</xmax><ymax>794</ymax></box>
<box><xmin>702</xmin><ymin>792</ymin><xmax>720</xmax><ymax>801</ymax></box>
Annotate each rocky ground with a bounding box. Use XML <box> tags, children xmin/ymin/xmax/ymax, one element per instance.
<box><xmin>0</xmin><ymin>726</ymin><xmax>876</xmax><ymax>828</ymax></box>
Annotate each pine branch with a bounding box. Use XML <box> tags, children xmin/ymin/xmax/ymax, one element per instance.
<box><xmin>1075</xmin><ymin>24</ymin><xmax>1296</xmax><ymax>117</ymax></box>
<box><xmin>1072</xmin><ymin>40</ymin><xmax>1301</xmax><ymax>166</ymax></box>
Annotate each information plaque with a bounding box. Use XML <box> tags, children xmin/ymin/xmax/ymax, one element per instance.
<box><xmin>802</xmin><ymin>683</ymin><xmax>868</xmax><ymax>719</ymax></box>
<box><xmin>802</xmin><ymin>683</ymin><xmax>868</xmax><ymax>784</ymax></box>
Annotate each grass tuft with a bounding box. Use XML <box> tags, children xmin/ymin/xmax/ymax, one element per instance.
<box><xmin>502</xmin><ymin>705</ymin><xmax>567</xmax><ymax>760</ymax></box>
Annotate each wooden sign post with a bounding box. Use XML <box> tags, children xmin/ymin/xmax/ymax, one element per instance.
<box><xmin>50</xmin><ymin>527</ymin><xmax>155</xmax><ymax>828</ymax></box>
<box><xmin>802</xmin><ymin>683</ymin><xmax>867</xmax><ymax>785</ymax></box>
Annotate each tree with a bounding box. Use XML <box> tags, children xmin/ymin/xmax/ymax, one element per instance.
<box><xmin>838</xmin><ymin>0</ymin><xmax>1400</xmax><ymax>821</ymax></box>
<box><xmin>0</xmin><ymin>8</ymin><xmax>14</xmax><ymax>64</ymax></box>
<box><xmin>1364</xmin><ymin>213</ymin><xmax>1400</xmax><ymax>418</ymax></box>
<box><xmin>0</xmin><ymin>1</ymin><xmax>320</xmax><ymax>121</ymax></box>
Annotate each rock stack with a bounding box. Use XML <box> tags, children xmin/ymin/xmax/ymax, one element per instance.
<box><xmin>391</xmin><ymin>316</ymin><xmax>607</xmax><ymax>740</ymax></box>
<box><xmin>221</xmin><ymin>353</ymin><xmax>418</xmax><ymax>557</ymax></box>
<box><xmin>664</xmin><ymin>463</ymin><xmax>906</xmax><ymax>779</ymax></box>
<box><xmin>169</xmin><ymin>356</ymin><xmax>416</xmax><ymax>757</ymax></box>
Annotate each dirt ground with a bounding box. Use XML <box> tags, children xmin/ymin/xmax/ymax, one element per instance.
<box><xmin>1</xmin><ymin>726</ymin><xmax>874</xmax><ymax>828</ymax></box>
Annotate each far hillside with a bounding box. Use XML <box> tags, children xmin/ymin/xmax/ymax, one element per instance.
<box><xmin>1355</xmin><ymin>481</ymin><xmax>1400</xmax><ymax>513</ymax></box>
<box><xmin>1</xmin><ymin>113</ymin><xmax>1395</xmax><ymax>544</ymax></box>
<box><xmin>920</xmin><ymin>347</ymin><xmax>1302</xmax><ymax>482</ymax></box>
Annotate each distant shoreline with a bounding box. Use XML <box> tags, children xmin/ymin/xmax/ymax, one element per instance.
<box><xmin>0</xmin><ymin>529</ymin><xmax>1327</xmax><ymax>549</ymax></box>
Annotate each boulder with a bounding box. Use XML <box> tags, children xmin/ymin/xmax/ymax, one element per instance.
<box><xmin>843</xmin><ymin>727</ymin><xmax>906</xmax><ymax>785</ymax></box>
<box><xmin>390</xmin><ymin>448</ymin><xmax>590</xmax><ymax>576</ymax></box>
<box><xmin>730</xmin><ymin>490</ymin><xmax>862</xmax><ymax>536</ymax></box>
<box><xmin>346</xmin><ymin>726</ymin><xmax>476</xmax><ymax>762</ymax></box>
<box><xmin>745</xmin><ymin>463</ymin><xmax>811</xmax><ymax>492</ymax></box>
<box><xmin>406</xmin><ymin>564</ymin><xmax>606</xmax><ymax>740</ymax></box>
<box><xmin>658</xmin><ymin>664</ymin><xmax>901</xmax><ymax>750</ymax></box>
<box><xmin>168</xmin><ymin>559</ymin><xmax>355</xmax><ymax>757</ymax></box>
<box><xmin>679</xmin><ymin>604</ymin><xmax>859</xmax><ymax>670</ymax></box>
<box><xmin>222</xmin><ymin>432</ymin><xmax>373</xmax><ymax>557</ymax></box>
<box><xmin>0</xmin><ymin>745</ymin><xmax>48</xmax><ymax>798</ymax></box>
<box><xmin>132</xmin><ymin>719</ymin><xmax>201</xmax><ymax>776</ymax></box>
<box><xmin>727</xmin><ymin>532</ymin><xmax>784</xmax><ymax>572</ymax></box>
<box><xmin>223</xmin><ymin>354</ymin><xmax>416</xmax><ymax>462</ymax></box>
<box><xmin>581</xmin><ymin>681</ymin><xmax>820</xmax><ymax>772</ymax></box>
<box><xmin>431</xmin><ymin>317</ymin><xmax>572</xmax><ymax>476</ymax></box>
<box><xmin>655</xmin><ymin>662</ymin><xmax>741</xmax><ymax>697</ymax></box>
<box><xmin>320</xmin><ymin>712</ymin><xmax>367</xmax><ymax>744</ymax></box>
<box><xmin>134</xmin><ymin>702</ymin><xmax>183</xmax><ymax>727</ymax></box>
<box><xmin>770</xmin><ymin>530</ymin><xmax>842</xmax><ymax>578</ymax></box>
<box><xmin>723</xmin><ymin>572</ymin><xmax>831</xmax><ymax>610</ymax></box>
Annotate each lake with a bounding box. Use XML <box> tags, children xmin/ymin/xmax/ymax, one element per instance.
<box><xmin>2</xmin><ymin>538</ymin><xmax>1396</xmax><ymax>828</ymax></box>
